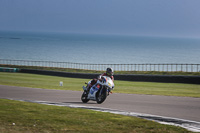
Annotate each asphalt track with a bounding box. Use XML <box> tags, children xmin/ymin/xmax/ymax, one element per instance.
<box><xmin>1</xmin><ymin>85</ymin><xmax>200</xmax><ymax>122</ymax></box>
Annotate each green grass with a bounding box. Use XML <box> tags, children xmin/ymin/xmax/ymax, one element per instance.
<box><xmin>0</xmin><ymin>72</ymin><xmax>200</xmax><ymax>97</ymax></box>
<box><xmin>1</xmin><ymin>64</ymin><xmax>200</xmax><ymax>76</ymax></box>
<box><xmin>115</xmin><ymin>81</ymin><xmax>200</xmax><ymax>97</ymax></box>
<box><xmin>0</xmin><ymin>99</ymin><xmax>192</xmax><ymax>133</ymax></box>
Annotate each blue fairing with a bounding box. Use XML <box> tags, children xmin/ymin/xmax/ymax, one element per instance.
<box><xmin>90</xmin><ymin>86</ymin><xmax>99</xmax><ymax>95</ymax></box>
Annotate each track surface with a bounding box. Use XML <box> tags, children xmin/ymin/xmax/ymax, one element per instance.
<box><xmin>0</xmin><ymin>85</ymin><xmax>200</xmax><ymax>122</ymax></box>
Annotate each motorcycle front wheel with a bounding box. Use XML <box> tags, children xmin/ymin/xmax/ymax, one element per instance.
<box><xmin>96</xmin><ymin>88</ymin><xmax>107</xmax><ymax>104</ymax></box>
<box><xmin>81</xmin><ymin>91</ymin><xmax>89</xmax><ymax>103</ymax></box>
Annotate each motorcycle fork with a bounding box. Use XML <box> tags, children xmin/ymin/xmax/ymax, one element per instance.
<box><xmin>99</xmin><ymin>86</ymin><xmax>107</xmax><ymax>96</ymax></box>
<box><xmin>99</xmin><ymin>88</ymin><xmax>103</xmax><ymax>96</ymax></box>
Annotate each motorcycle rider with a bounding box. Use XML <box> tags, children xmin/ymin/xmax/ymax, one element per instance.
<box><xmin>86</xmin><ymin>67</ymin><xmax>114</xmax><ymax>92</ymax></box>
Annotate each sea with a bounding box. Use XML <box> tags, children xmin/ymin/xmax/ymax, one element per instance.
<box><xmin>0</xmin><ymin>30</ymin><xmax>200</xmax><ymax>64</ymax></box>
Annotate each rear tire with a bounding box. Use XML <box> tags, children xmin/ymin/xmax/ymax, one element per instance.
<box><xmin>81</xmin><ymin>91</ymin><xmax>89</xmax><ymax>103</ymax></box>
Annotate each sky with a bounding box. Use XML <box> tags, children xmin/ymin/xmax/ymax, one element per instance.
<box><xmin>0</xmin><ymin>0</ymin><xmax>200</xmax><ymax>38</ymax></box>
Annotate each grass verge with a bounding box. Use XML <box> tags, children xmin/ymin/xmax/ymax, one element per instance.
<box><xmin>0</xmin><ymin>72</ymin><xmax>200</xmax><ymax>97</ymax></box>
<box><xmin>0</xmin><ymin>99</ymin><xmax>192</xmax><ymax>133</ymax></box>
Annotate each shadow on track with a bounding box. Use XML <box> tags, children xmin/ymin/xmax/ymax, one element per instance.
<box><xmin>62</xmin><ymin>102</ymin><xmax>97</xmax><ymax>104</ymax></box>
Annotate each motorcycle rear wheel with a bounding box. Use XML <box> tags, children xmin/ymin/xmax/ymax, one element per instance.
<box><xmin>81</xmin><ymin>91</ymin><xmax>89</xmax><ymax>103</ymax></box>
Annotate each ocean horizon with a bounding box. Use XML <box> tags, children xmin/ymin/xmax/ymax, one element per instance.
<box><xmin>0</xmin><ymin>30</ymin><xmax>200</xmax><ymax>64</ymax></box>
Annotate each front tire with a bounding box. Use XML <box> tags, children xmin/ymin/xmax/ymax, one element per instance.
<box><xmin>96</xmin><ymin>88</ymin><xmax>107</xmax><ymax>104</ymax></box>
<box><xmin>81</xmin><ymin>91</ymin><xmax>89</xmax><ymax>103</ymax></box>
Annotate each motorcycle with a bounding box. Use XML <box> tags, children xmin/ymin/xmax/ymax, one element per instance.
<box><xmin>81</xmin><ymin>76</ymin><xmax>114</xmax><ymax>104</ymax></box>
